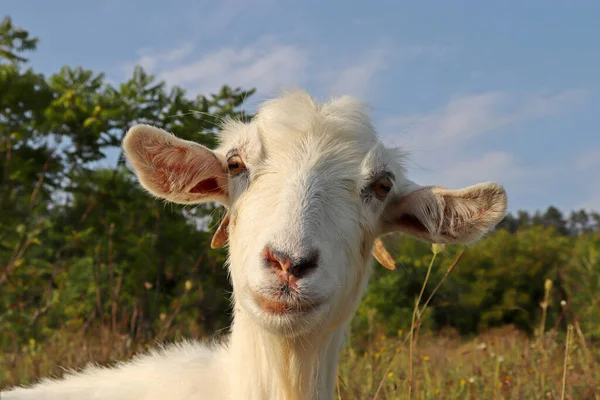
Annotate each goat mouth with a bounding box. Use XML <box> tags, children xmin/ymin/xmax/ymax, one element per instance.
<box><xmin>252</xmin><ymin>293</ymin><xmax>319</xmax><ymax>315</ymax></box>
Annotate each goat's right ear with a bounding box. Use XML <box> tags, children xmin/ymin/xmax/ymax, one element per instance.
<box><xmin>123</xmin><ymin>124</ymin><xmax>229</xmax><ymax>205</ymax></box>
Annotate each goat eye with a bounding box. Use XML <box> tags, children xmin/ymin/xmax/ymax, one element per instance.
<box><xmin>372</xmin><ymin>177</ymin><xmax>392</xmax><ymax>199</ymax></box>
<box><xmin>227</xmin><ymin>155</ymin><xmax>246</xmax><ymax>176</ymax></box>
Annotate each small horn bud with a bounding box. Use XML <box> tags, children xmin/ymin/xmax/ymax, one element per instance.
<box><xmin>211</xmin><ymin>212</ymin><xmax>230</xmax><ymax>249</ymax></box>
<box><xmin>372</xmin><ymin>237</ymin><xmax>396</xmax><ymax>270</ymax></box>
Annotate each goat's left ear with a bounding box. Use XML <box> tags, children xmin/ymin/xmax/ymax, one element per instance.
<box><xmin>381</xmin><ymin>181</ymin><xmax>507</xmax><ymax>244</ymax></box>
<box><xmin>123</xmin><ymin>124</ymin><xmax>229</xmax><ymax>205</ymax></box>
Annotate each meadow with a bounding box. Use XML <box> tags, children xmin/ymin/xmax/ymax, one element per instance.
<box><xmin>2</xmin><ymin>245</ymin><xmax>599</xmax><ymax>399</ymax></box>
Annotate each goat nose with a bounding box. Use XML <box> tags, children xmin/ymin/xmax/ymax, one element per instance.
<box><xmin>262</xmin><ymin>247</ymin><xmax>319</xmax><ymax>278</ymax></box>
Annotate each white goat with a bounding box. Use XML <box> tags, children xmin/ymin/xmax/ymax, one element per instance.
<box><xmin>2</xmin><ymin>90</ymin><xmax>507</xmax><ymax>400</ymax></box>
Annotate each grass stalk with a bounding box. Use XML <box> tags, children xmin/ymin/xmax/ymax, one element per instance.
<box><xmin>560</xmin><ymin>325</ymin><xmax>573</xmax><ymax>400</ymax></box>
<box><xmin>407</xmin><ymin>248</ymin><xmax>438</xmax><ymax>399</ymax></box>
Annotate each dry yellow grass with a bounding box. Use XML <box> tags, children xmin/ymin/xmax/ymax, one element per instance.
<box><xmin>1</xmin><ymin>325</ymin><xmax>598</xmax><ymax>399</ymax></box>
<box><xmin>338</xmin><ymin>325</ymin><xmax>599</xmax><ymax>399</ymax></box>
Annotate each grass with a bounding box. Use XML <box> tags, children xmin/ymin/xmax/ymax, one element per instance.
<box><xmin>336</xmin><ymin>245</ymin><xmax>599</xmax><ymax>399</ymax></box>
<box><xmin>1</xmin><ymin>325</ymin><xmax>598</xmax><ymax>399</ymax></box>
<box><xmin>337</xmin><ymin>325</ymin><xmax>599</xmax><ymax>399</ymax></box>
<box><xmin>1</xmin><ymin>247</ymin><xmax>598</xmax><ymax>399</ymax></box>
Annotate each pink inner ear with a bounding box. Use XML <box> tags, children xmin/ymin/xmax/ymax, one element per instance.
<box><xmin>145</xmin><ymin>144</ymin><xmax>226</xmax><ymax>197</ymax></box>
<box><xmin>147</xmin><ymin>146</ymin><xmax>189</xmax><ymax>173</ymax></box>
<box><xmin>190</xmin><ymin>178</ymin><xmax>222</xmax><ymax>194</ymax></box>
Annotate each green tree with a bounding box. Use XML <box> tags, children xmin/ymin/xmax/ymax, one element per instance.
<box><xmin>0</xmin><ymin>17</ymin><xmax>255</xmax><ymax>349</ymax></box>
<box><xmin>0</xmin><ymin>16</ymin><xmax>38</xmax><ymax>63</ymax></box>
<box><xmin>562</xmin><ymin>233</ymin><xmax>600</xmax><ymax>339</ymax></box>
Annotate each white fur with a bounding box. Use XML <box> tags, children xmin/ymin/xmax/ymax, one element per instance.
<box><xmin>2</xmin><ymin>90</ymin><xmax>507</xmax><ymax>400</ymax></box>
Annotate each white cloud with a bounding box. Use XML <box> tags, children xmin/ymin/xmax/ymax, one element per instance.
<box><xmin>125</xmin><ymin>38</ymin><xmax>308</xmax><ymax>97</ymax></box>
<box><xmin>520</xmin><ymin>90</ymin><xmax>588</xmax><ymax>117</ymax></box>
<box><xmin>327</xmin><ymin>47</ymin><xmax>389</xmax><ymax>98</ymax></box>
<box><xmin>162</xmin><ymin>44</ymin><xmax>307</xmax><ymax>95</ymax></box>
<box><xmin>121</xmin><ymin>43</ymin><xmax>194</xmax><ymax>76</ymax></box>
<box><xmin>430</xmin><ymin>151</ymin><xmax>525</xmax><ymax>187</ymax></box>
<box><xmin>123</xmin><ymin>38</ymin><xmax>455</xmax><ymax>104</ymax></box>
<box><xmin>326</xmin><ymin>44</ymin><xmax>455</xmax><ymax>99</ymax></box>
<box><xmin>383</xmin><ymin>90</ymin><xmax>588</xmax><ymax>151</ymax></box>
<box><xmin>127</xmin><ymin>40</ymin><xmax>394</xmax><ymax>99</ymax></box>
<box><xmin>381</xmin><ymin>90</ymin><xmax>589</xmax><ymax>198</ymax></box>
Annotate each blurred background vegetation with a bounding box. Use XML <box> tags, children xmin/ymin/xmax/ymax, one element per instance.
<box><xmin>1</xmin><ymin>16</ymin><xmax>599</xmax><ymax>398</ymax></box>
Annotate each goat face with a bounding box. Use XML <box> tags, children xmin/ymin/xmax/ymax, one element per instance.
<box><xmin>123</xmin><ymin>90</ymin><xmax>508</xmax><ymax>338</ymax></box>
<box><xmin>219</xmin><ymin>96</ymin><xmax>405</xmax><ymax>337</ymax></box>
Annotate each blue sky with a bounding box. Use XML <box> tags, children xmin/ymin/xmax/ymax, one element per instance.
<box><xmin>5</xmin><ymin>0</ymin><xmax>600</xmax><ymax>213</ymax></box>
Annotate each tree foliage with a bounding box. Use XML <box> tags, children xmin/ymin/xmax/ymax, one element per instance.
<box><xmin>0</xmin><ymin>16</ymin><xmax>253</xmax><ymax>349</ymax></box>
<box><xmin>0</xmin><ymin>16</ymin><xmax>38</xmax><ymax>63</ymax></box>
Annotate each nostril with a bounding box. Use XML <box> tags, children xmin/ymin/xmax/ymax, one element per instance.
<box><xmin>262</xmin><ymin>247</ymin><xmax>290</xmax><ymax>272</ymax></box>
<box><xmin>261</xmin><ymin>247</ymin><xmax>319</xmax><ymax>278</ymax></box>
<box><xmin>290</xmin><ymin>251</ymin><xmax>319</xmax><ymax>278</ymax></box>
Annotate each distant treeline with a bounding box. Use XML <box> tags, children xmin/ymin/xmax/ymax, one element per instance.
<box><xmin>498</xmin><ymin>207</ymin><xmax>599</xmax><ymax>236</ymax></box>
